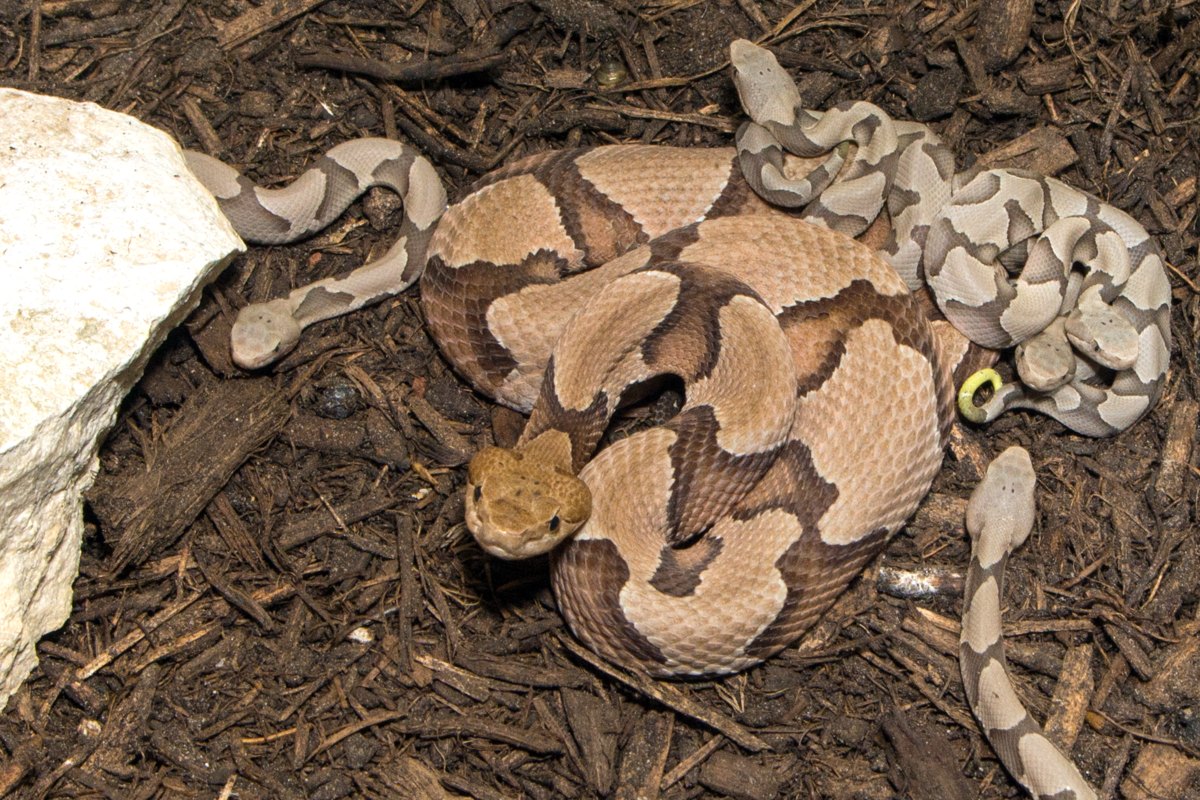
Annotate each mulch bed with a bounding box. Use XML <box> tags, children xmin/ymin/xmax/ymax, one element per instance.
<box><xmin>1</xmin><ymin>1</ymin><xmax>1198</xmax><ymax>798</ymax></box>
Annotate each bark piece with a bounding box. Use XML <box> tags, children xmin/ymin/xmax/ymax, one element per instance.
<box><xmin>218</xmin><ymin>0</ymin><xmax>327</xmax><ymax>49</ymax></box>
<box><xmin>698</xmin><ymin>750</ymin><xmax>782</xmax><ymax>800</ymax></box>
<box><xmin>375</xmin><ymin>755</ymin><xmax>460</xmax><ymax>799</ymax></box>
<box><xmin>1121</xmin><ymin>743</ymin><xmax>1200</xmax><ymax>800</ymax></box>
<box><xmin>89</xmin><ymin>377</ymin><xmax>290</xmax><ymax>571</ymax></box>
<box><xmin>910</xmin><ymin>66</ymin><xmax>965</xmax><ymax>121</ymax></box>
<box><xmin>881</xmin><ymin>710</ymin><xmax>975</xmax><ymax>800</ymax></box>
<box><xmin>83</xmin><ymin>664</ymin><xmax>161</xmax><ymax>778</ymax></box>
<box><xmin>978</xmin><ymin>127</ymin><xmax>1078</xmax><ymax>176</ymax></box>
<box><xmin>561</xmin><ymin>688</ymin><xmax>620</xmax><ymax>795</ymax></box>
<box><xmin>977</xmin><ymin>0</ymin><xmax>1034</xmax><ymax>72</ymax></box>
<box><xmin>1134</xmin><ymin>634</ymin><xmax>1200</xmax><ymax>712</ymax></box>
<box><xmin>1042</xmin><ymin>644</ymin><xmax>1092</xmax><ymax>749</ymax></box>
<box><xmin>615</xmin><ymin>710</ymin><xmax>672</xmax><ymax>800</ymax></box>
<box><xmin>1020</xmin><ymin>57</ymin><xmax>1081</xmax><ymax>94</ymax></box>
<box><xmin>1153</xmin><ymin>399</ymin><xmax>1198</xmax><ymax>519</ymax></box>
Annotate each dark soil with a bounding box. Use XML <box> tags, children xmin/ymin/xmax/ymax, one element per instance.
<box><xmin>2</xmin><ymin>1</ymin><xmax>1199</xmax><ymax>798</ymax></box>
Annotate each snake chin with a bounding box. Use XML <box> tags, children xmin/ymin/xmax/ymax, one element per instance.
<box><xmin>464</xmin><ymin>446</ymin><xmax>591</xmax><ymax>560</ymax></box>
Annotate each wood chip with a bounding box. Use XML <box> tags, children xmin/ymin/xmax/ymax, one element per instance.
<box><xmin>453</xmin><ymin>650</ymin><xmax>588</xmax><ymax>689</ymax></box>
<box><xmin>416</xmin><ymin>653</ymin><xmax>504</xmax><ymax>703</ymax></box>
<box><xmin>282</xmin><ymin>411</ymin><xmax>367</xmax><ymax>455</ymax></box>
<box><xmin>1104</xmin><ymin>624</ymin><xmax>1155</xmax><ymax>681</ymax></box>
<box><xmin>615</xmin><ymin>710</ymin><xmax>672</xmax><ymax>799</ymax></box>
<box><xmin>217</xmin><ymin>0</ymin><xmax>327</xmax><ymax>49</ymax></box>
<box><xmin>902</xmin><ymin>609</ymin><xmax>960</xmax><ymax>657</ymax></box>
<box><xmin>295</xmin><ymin>50</ymin><xmax>508</xmax><ymax>84</ymax></box>
<box><xmin>407</xmin><ymin>392</ymin><xmax>473</xmax><ymax>466</ymax></box>
<box><xmin>977</xmin><ymin>127</ymin><xmax>1078</xmax><ymax>176</ymax></box>
<box><xmin>1043</xmin><ymin>644</ymin><xmax>1093</xmax><ymax>749</ymax></box>
<box><xmin>1133</xmin><ymin>634</ymin><xmax>1200</xmax><ymax>712</ymax></box>
<box><xmin>976</xmin><ymin>0</ymin><xmax>1033</xmax><ymax>72</ymax></box>
<box><xmin>909</xmin><ymin>492</ymin><xmax>968</xmax><ymax>547</ymax></box>
<box><xmin>697</xmin><ymin>750</ymin><xmax>782</xmax><ymax>800</ymax></box>
<box><xmin>1020</xmin><ymin>57</ymin><xmax>1081</xmax><ymax>94</ymax></box>
<box><xmin>179</xmin><ymin>95</ymin><xmax>223</xmax><ymax>156</ymax></box>
<box><xmin>1153</xmin><ymin>399</ymin><xmax>1199</xmax><ymax>517</ymax></box>
<box><xmin>881</xmin><ymin>710</ymin><xmax>976</xmax><ymax>800</ymax></box>
<box><xmin>561</xmin><ymin>688</ymin><xmax>620</xmax><ymax>795</ymax></box>
<box><xmin>307</xmin><ymin>710</ymin><xmax>563</xmax><ymax>762</ymax></box>
<box><xmin>556</xmin><ymin>636</ymin><xmax>768</xmax><ymax>752</ymax></box>
<box><xmin>1120</xmin><ymin>743</ymin><xmax>1200</xmax><ymax>800</ymax></box>
<box><xmin>275</xmin><ymin>493</ymin><xmax>401</xmax><ymax>551</ymax></box>
<box><xmin>88</xmin><ymin>377</ymin><xmax>291</xmax><ymax>572</ymax></box>
<box><xmin>82</xmin><ymin>664</ymin><xmax>161</xmax><ymax>777</ymax></box>
<box><xmin>1165</xmin><ymin>175</ymin><xmax>1197</xmax><ymax>208</ymax></box>
<box><xmin>375</xmin><ymin>754</ymin><xmax>460</xmax><ymax>800</ymax></box>
<box><xmin>661</xmin><ymin>734</ymin><xmax>722</xmax><ymax>791</ymax></box>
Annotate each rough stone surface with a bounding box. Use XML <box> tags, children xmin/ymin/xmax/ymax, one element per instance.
<box><xmin>0</xmin><ymin>88</ymin><xmax>243</xmax><ymax>707</ymax></box>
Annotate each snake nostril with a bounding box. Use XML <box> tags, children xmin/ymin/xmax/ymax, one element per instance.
<box><xmin>548</xmin><ymin>515</ymin><xmax>561</xmax><ymax>533</ymax></box>
<box><xmin>473</xmin><ymin>485</ymin><xmax>482</xmax><ymax>502</ymax></box>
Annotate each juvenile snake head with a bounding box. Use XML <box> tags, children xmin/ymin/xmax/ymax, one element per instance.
<box><xmin>465</xmin><ymin>446</ymin><xmax>591</xmax><ymax>559</ymax></box>
<box><xmin>729</xmin><ymin>39</ymin><xmax>802</xmax><ymax>126</ymax></box>
<box><xmin>230</xmin><ymin>298</ymin><xmax>303</xmax><ymax>369</ymax></box>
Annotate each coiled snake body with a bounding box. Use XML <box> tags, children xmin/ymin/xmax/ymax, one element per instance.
<box><xmin>190</xmin><ymin>141</ymin><xmax>957</xmax><ymax>674</ymax></box>
<box><xmin>186</xmin><ymin>39</ymin><xmax>1169</xmax><ymax>798</ymax></box>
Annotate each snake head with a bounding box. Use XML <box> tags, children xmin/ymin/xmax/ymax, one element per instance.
<box><xmin>465</xmin><ymin>446</ymin><xmax>591</xmax><ymax>560</ymax></box>
<box><xmin>729</xmin><ymin>39</ymin><xmax>802</xmax><ymax>126</ymax></box>
<box><xmin>1065</xmin><ymin>304</ymin><xmax>1139</xmax><ymax>372</ymax></box>
<box><xmin>230</xmin><ymin>299</ymin><xmax>303</xmax><ymax>369</ymax></box>
<box><xmin>966</xmin><ymin>446</ymin><xmax>1036</xmax><ymax>553</ymax></box>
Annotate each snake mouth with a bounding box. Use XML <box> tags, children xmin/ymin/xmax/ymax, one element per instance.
<box><xmin>465</xmin><ymin>493</ymin><xmax>570</xmax><ymax>560</ymax></box>
<box><xmin>477</xmin><ymin>536</ymin><xmax>546</xmax><ymax>560</ymax></box>
<box><xmin>470</xmin><ymin>520</ymin><xmax>562</xmax><ymax>560</ymax></box>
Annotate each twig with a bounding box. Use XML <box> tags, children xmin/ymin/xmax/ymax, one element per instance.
<box><xmin>303</xmin><ymin>710</ymin><xmax>564</xmax><ymax>761</ymax></box>
<box><xmin>27</xmin><ymin>0</ymin><xmax>43</xmax><ymax>81</ymax></box>
<box><xmin>295</xmin><ymin>50</ymin><xmax>508</xmax><ymax>84</ymax></box>
<box><xmin>218</xmin><ymin>0</ymin><xmax>328</xmax><ymax>49</ymax></box>
<box><xmin>584</xmin><ymin>102</ymin><xmax>736</xmax><ymax>132</ymax></box>
<box><xmin>660</xmin><ymin>734</ymin><xmax>724</xmax><ymax>790</ymax></box>
<box><xmin>734</xmin><ymin>0</ymin><xmax>772</xmax><ymax>33</ymax></box>
<box><xmin>556</xmin><ymin>635</ymin><xmax>769</xmax><ymax>752</ymax></box>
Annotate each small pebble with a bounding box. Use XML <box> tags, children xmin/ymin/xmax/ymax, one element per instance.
<box><xmin>313</xmin><ymin>381</ymin><xmax>362</xmax><ymax>420</ymax></box>
<box><xmin>593</xmin><ymin>59</ymin><xmax>627</xmax><ymax>87</ymax></box>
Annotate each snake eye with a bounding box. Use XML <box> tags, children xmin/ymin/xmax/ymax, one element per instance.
<box><xmin>548</xmin><ymin>515</ymin><xmax>561</xmax><ymax>533</ymax></box>
<box><xmin>472</xmin><ymin>485</ymin><xmax>482</xmax><ymax>502</ymax></box>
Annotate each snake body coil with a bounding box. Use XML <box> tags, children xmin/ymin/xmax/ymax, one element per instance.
<box><xmin>187</xmin><ymin>39</ymin><xmax>1169</xmax><ymax>798</ymax></box>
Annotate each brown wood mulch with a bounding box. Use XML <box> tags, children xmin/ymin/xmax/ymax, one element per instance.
<box><xmin>2</xmin><ymin>1</ymin><xmax>1199</xmax><ymax>798</ymax></box>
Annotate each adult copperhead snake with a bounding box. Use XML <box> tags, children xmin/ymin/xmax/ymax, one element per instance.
<box><xmin>185</xmin><ymin>40</ymin><xmax>1169</xmax><ymax>799</ymax></box>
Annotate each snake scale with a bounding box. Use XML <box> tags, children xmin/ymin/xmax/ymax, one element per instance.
<box><xmin>185</xmin><ymin>40</ymin><xmax>1170</xmax><ymax>799</ymax></box>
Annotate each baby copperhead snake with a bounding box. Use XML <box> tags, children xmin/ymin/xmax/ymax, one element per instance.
<box><xmin>729</xmin><ymin>41</ymin><xmax>1171</xmax><ymax>438</ymax></box>
<box><xmin>185</xmin><ymin>40</ymin><xmax>1169</xmax><ymax>799</ymax></box>
<box><xmin>963</xmin><ymin>447</ymin><xmax>1097</xmax><ymax>800</ymax></box>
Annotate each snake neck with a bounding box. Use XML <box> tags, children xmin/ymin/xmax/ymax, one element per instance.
<box><xmin>513</xmin><ymin>429</ymin><xmax>577</xmax><ymax>476</ymax></box>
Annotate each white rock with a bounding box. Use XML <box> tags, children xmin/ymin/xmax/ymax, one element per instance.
<box><xmin>0</xmin><ymin>89</ymin><xmax>244</xmax><ymax>708</ymax></box>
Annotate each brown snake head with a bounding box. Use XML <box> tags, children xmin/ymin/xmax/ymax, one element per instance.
<box><xmin>465</xmin><ymin>446</ymin><xmax>592</xmax><ymax>559</ymax></box>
